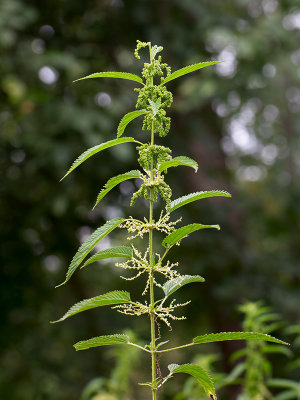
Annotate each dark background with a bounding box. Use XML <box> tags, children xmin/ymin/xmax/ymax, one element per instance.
<box><xmin>1</xmin><ymin>0</ymin><xmax>299</xmax><ymax>399</ymax></box>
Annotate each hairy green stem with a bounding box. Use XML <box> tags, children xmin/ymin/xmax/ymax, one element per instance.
<box><xmin>149</xmin><ymin>133</ymin><xmax>157</xmax><ymax>399</ymax></box>
<box><xmin>149</xmin><ymin>190</ymin><xmax>157</xmax><ymax>398</ymax></box>
<box><xmin>148</xmin><ymin>43</ymin><xmax>157</xmax><ymax>400</ymax></box>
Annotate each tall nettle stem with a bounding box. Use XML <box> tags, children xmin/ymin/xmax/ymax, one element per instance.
<box><xmin>53</xmin><ymin>40</ymin><xmax>288</xmax><ymax>400</ymax></box>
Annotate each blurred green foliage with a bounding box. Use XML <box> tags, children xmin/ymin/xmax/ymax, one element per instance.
<box><xmin>172</xmin><ymin>302</ymin><xmax>300</xmax><ymax>400</ymax></box>
<box><xmin>1</xmin><ymin>0</ymin><xmax>299</xmax><ymax>399</ymax></box>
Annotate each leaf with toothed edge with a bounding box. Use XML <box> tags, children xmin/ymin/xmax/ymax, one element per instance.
<box><xmin>81</xmin><ymin>246</ymin><xmax>133</xmax><ymax>269</ymax></box>
<box><xmin>117</xmin><ymin>110</ymin><xmax>147</xmax><ymax>137</ymax></box>
<box><xmin>193</xmin><ymin>332</ymin><xmax>289</xmax><ymax>346</ymax></box>
<box><xmin>168</xmin><ymin>363</ymin><xmax>216</xmax><ymax>399</ymax></box>
<box><xmin>93</xmin><ymin>170</ymin><xmax>141</xmax><ymax>209</ymax></box>
<box><xmin>73</xmin><ymin>71</ymin><xmax>143</xmax><ymax>84</ymax></box>
<box><xmin>150</xmin><ymin>45</ymin><xmax>163</xmax><ymax>59</ymax></box>
<box><xmin>159</xmin><ymin>156</ymin><xmax>198</xmax><ymax>173</ymax></box>
<box><xmin>61</xmin><ymin>137</ymin><xmax>137</xmax><ymax>180</ymax></box>
<box><xmin>162</xmin><ymin>275</ymin><xmax>205</xmax><ymax>297</ymax></box>
<box><xmin>168</xmin><ymin>190</ymin><xmax>231</xmax><ymax>213</ymax></box>
<box><xmin>149</xmin><ymin>98</ymin><xmax>161</xmax><ymax>116</ymax></box>
<box><xmin>162</xmin><ymin>223</ymin><xmax>220</xmax><ymax>248</ymax></box>
<box><xmin>56</xmin><ymin>218</ymin><xmax>124</xmax><ymax>287</ymax></box>
<box><xmin>74</xmin><ymin>334</ymin><xmax>130</xmax><ymax>351</ymax></box>
<box><xmin>51</xmin><ymin>290</ymin><xmax>131</xmax><ymax>323</ymax></box>
<box><xmin>162</xmin><ymin>61</ymin><xmax>221</xmax><ymax>84</ymax></box>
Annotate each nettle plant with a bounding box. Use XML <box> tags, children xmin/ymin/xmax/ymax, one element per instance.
<box><xmin>53</xmin><ymin>41</ymin><xmax>288</xmax><ymax>400</ymax></box>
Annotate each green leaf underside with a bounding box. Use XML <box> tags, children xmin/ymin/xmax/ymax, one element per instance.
<box><xmin>163</xmin><ymin>275</ymin><xmax>205</xmax><ymax>297</ymax></box>
<box><xmin>94</xmin><ymin>170</ymin><xmax>141</xmax><ymax>208</ymax></box>
<box><xmin>168</xmin><ymin>363</ymin><xmax>216</xmax><ymax>399</ymax></box>
<box><xmin>52</xmin><ymin>290</ymin><xmax>131</xmax><ymax>323</ymax></box>
<box><xmin>61</xmin><ymin>137</ymin><xmax>136</xmax><ymax>180</ymax></box>
<box><xmin>159</xmin><ymin>156</ymin><xmax>198</xmax><ymax>173</ymax></box>
<box><xmin>151</xmin><ymin>45</ymin><xmax>163</xmax><ymax>59</ymax></box>
<box><xmin>74</xmin><ymin>71</ymin><xmax>143</xmax><ymax>84</ymax></box>
<box><xmin>168</xmin><ymin>190</ymin><xmax>231</xmax><ymax>213</ymax></box>
<box><xmin>117</xmin><ymin>109</ymin><xmax>147</xmax><ymax>138</ymax></box>
<box><xmin>81</xmin><ymin>246</ymin><xmax>133</xmax><ymax>268</ymax></box>
<box><xmin>74</xmin><ymin>334</ymin><xmax>130</xmax><ymax>351</ymax></box>
<box><xmin>56</xmin><ymin>218</ymin><xmax>124</xmax><ymax>287</ymax></box>
<box><xmin>149</xmin><ymin>99</ymin><xmax>161</xmax><ymax>116</ymax></box>
<box><xmin>163</xmin><ymin>61</ymin><xmax>221</xmax><ymax>84</ymax></box>
<box><xmin>162</xmin><ymin>223</ymin><xmax>220</xmax><ymax>248</ymax></box>
<box><xmin>193</xmin><ymin>332</ymin><xmax>289</xmax><ymax>346</ymax></box>
<box><xmin>268</xmin><ymin>379</ymin><xmax>300</xmax><ymax>390</ymax></box>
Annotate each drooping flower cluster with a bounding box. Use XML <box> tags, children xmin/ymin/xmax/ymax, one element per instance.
<box><xmin>115</xmin><ymin>42</ymin><xmax>191</xmax><ymax>330</ymax></box>
<box><xmin>112</xmin><ymin>298</ymin><xmax>190</xmax><ymax>330</ymax></box>
<box><xmin>115</xmin><ymin>244</ymin><xmax>181</xmax><ymax>295</ymax></box>
<box><xmin>120</xmin><ymin>212</ymin><xmax>181</xmax><ymax>240</ymax></box>
<box><xmin>134</xmin><ymin>40</ymin><xmax>173</xmax><ymax>138</ymax></box>
<box><xmin>131</xmin><ymin>144</ymin><xmax>173</xmax><ymax>207</ymax></box>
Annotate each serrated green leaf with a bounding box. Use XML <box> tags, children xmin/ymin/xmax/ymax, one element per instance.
<box><xmin>274</xmin><ymin>390</ymin><xmax>300</xmax><ymax>400</ymax></box>
<box><xmin>162</xmin><ymin>61</ymin><xmax>221</xmax><ymax>84</ymax></box>
<box><xmin>74</xmin><ymin>334</ymin><xmax>130</xmax><ymax>351</ymax></box>
<box><xmin>52</xmin><ymin>290</ymin><xmax>131</xmax><ymax>323</ymax></box>
<box><xmin>163</xmin><ymin>275</ymin><xmax>205</xmax><ymax>297</ymax></box>
<box><xmin>159</xmin><ymin>156</ymin><xmax>198</xmax><ymax>173</ymax></box>
<box><xmin>268</xmin><ymin>378</ymin><xmax>300</xmax><ymax>390</ymax></box>
<box><xmin>61</xmin><ymin>137</ymin><xmax>136</xmax><ymax>180</ymax></box>
<box><xmin>74</xmin><ymin>71</ymin><xmax>143</xmax><ymax>84</ymax></box>
<box><xmin>193</xmin><ymin>332</ymin><xmax>289</xmax><ymax>346</ymax></box>
<box><xmin>168</xmin><ymin>363</ymin><xmax>216</xmax><ymax>399</ymax></box>
<box><xmin>56</xmin><ymin>218</ymin><xmax>124</xmax><ymax>287</ymax></box>
<box><xmin>168</xmin><ymin>363</ymin><xmax>179</xmax><ymax>373</ymax></box>
<box><xmin>81</xmin><ymin>246</ymin><xmax>133</xmax><ymax>269</ymax></box>
<box><xmin>117</xmin><ymin>109</ymin><xmax>147</xmax><ymax>138</ymax></box>
<box><xmin>149</xmin><ymin>98</ymin><xmax>161</xmax><ymax>116</ymax></box>
<box><xmin>162</xmin><ymin>223</ymin><xmax>220</xmax><ymax>248</ymax></box>
<box><xmin>262</xmin><ymin>345</ymin><xmax>293</xmax><ymax>357</ymax></box>
<box><xmin>168</xmin><ymin>190</ymin><xmax>231</xmax><ymax>213</ymax></box>
<box><xmin>94</xmin><ymin>170</ymin><xmax>141</xmax><ymax>208</ymax></box>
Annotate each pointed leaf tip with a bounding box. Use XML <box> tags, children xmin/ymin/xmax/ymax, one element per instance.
<box><xmin>168</xmin><ymin>190</ymin><xmax>231</xmax><ymax>213</ymax></box>
<box><xmin>81</xmin><ymin>246</ymin><xmax>133</xmax><ymax>269</ymax></box>
<box><xmin>73</xmin><ymin>71</ymin><xmax>143</xmax><ymax>84</ymax></box>
<box><xmin>169</xmin><ymin>363</ymin><xmax>216</xmax><ymax>399</ymax></box>
<box><xmin>163</xmin><ymin>61</ymin><xmax>221</xmax><ymax>84</ymax></box>
<box><xmin>56</xmin><ymin>218</ymin><xmax>124</xmax><ymax>286</ymax></box>
<box><xmin>93</xmin><ymin>170</ymin><xmax>141</xmax><ymax>209</ymax></box>
<box><xmin>52</xmin><ymin>290</ymin><xmax>131</xmax><ymax>323</ymax></box>
<box><xmin>163</xmin><ymin>275</ymin><xmax>205</xmax><ymax>297</ymax></box>
<box><xmin>55</xmin><ymin>280</ymin><xmax>66</xmax><ymax>289</ymax></box>
<box><xmin>193</xmin><ymin>332</ymin><xmax>289</xmax><ymax>346</ymax></box>
<box><xmin>159</xmin><ymin>156</ymin><xmax>198</xmax><ymax>173</ymax></box>
<box><xmin>162</xmin><ymin>223</ymin><xmax>220</xmax><ymax>248</ymax></box>
<box><xmin>61</xmin><ymin>137</ymin><xmax>136</xmax><ymax>180</ymax></box>
<box><xmin>74</xmin><ymin>334</ymin><xmax>130</xmax><ymax>351</ymax></box>
<box><xmin>117</xmin><ymin>109</ymin><xmax>147</xmax><ymax>138</ymax></box>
